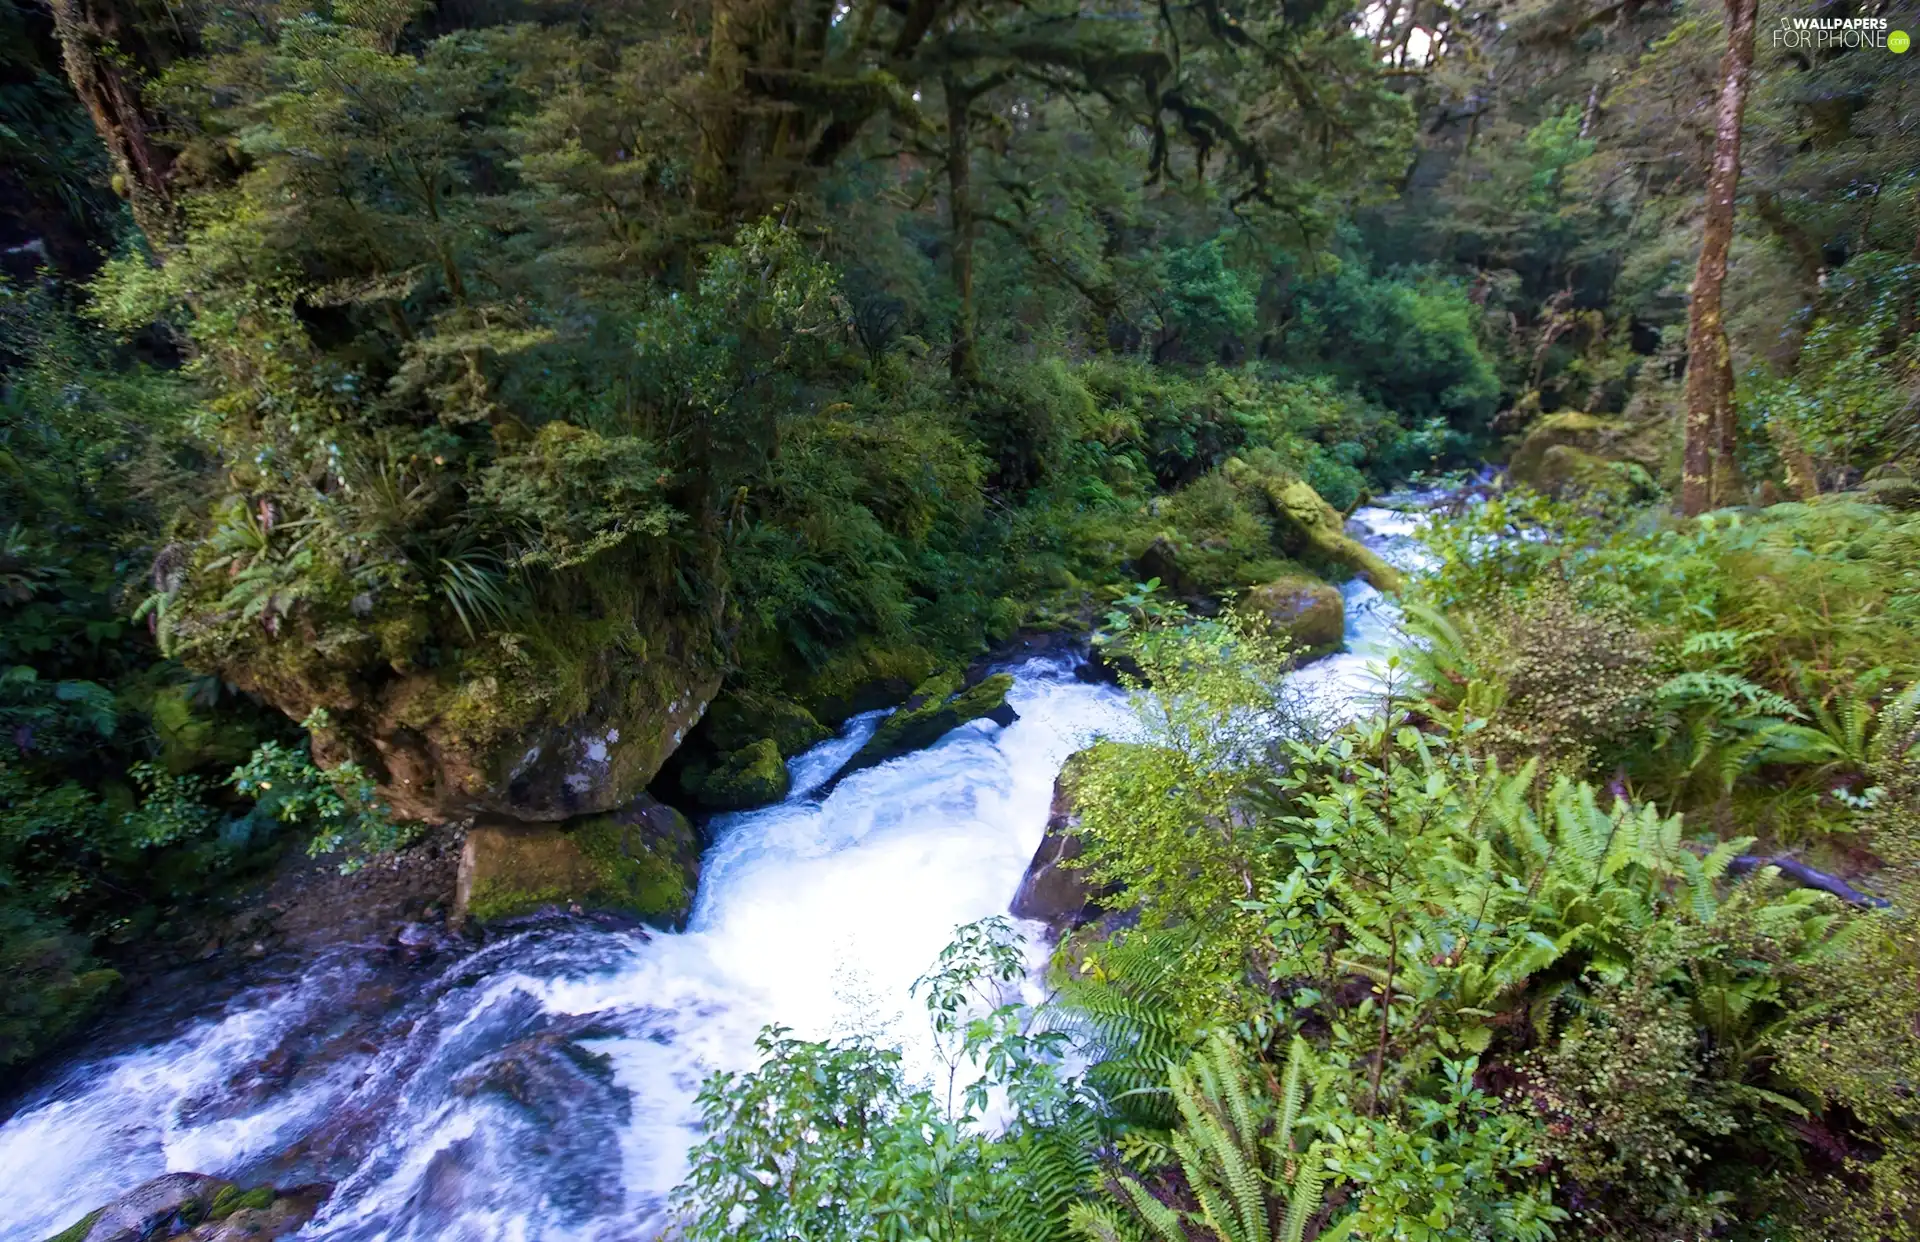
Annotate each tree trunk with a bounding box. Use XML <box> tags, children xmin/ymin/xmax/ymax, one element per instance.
<box><xmin>49</xmin><ymin>0</ymin><xmax>186</xmax><ymax>249</ymax></box>
<box><xmin>1767</xmin><ymin>418</ymin><xmax>1821</xmax><ymax>500</ymax></box>
<box><xmin>697</xmin><ymin>0</ymin><xmax>748</xmax><ymax>217</ymax></box>
<box><xmin>945</xmin><ymin>75</ymin><xmax>979</xmax><ymax>386</ymax></box>
<box><xmin>1680</xmin><ymin>0</ymin><xmax>1757</xmax><ymax>516</ymax></box>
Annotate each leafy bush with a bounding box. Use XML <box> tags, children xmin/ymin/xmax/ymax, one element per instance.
<box><xmin>1274</xmin><ymin>254</ymin><xmax>1502</xmax><ymax>436</ymax></box>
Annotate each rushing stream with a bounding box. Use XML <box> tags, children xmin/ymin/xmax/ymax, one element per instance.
<box><xmin>0</xmin><ymin>505</ymin><xmax>1432</xmax><ymax>1242</ymax></box>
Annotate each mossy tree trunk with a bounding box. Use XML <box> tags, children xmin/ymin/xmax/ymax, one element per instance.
<box><xmin>941</xmin><ymin>69</ymin><xmax>1011</xmax><ymax>388</ymax></box>
<box><xmin>48</xmin><ymin>0</ymin><xmax>191</xmax><ymax>250</ymax></box>
<box><xmin>1680</xmin><ymin>0</ymin><xmax>1756</xmax><ymax>516</ymax></box>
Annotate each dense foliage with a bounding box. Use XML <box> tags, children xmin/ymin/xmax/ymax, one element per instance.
<box><xmin>677</xmin><ymin>488</ymin><xmax>1920</xmax><ymax>1241</ymax></box>
<box><xmin>0</xmin><ymin>4</ymin><xmax>1913</xmax><ymax>1234</ymax></box>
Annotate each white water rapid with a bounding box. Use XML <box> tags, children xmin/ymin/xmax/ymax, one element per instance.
<box><xmin>0</xmin><ymin>505</ymin><xmax>1432</xmax><ymax>1242</ymax></box>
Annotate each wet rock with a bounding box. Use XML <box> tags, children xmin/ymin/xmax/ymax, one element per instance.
<box><xmin>1240</xmin><ymin>574</ymin><xmax>1344</xmax><ymax>651</ymax></box>
<box><xmin>1009</xmin><ymin>752</ymin><xmax>1112</xmax><ymax>934</ymax></box>
<box><xmin>42</xmin><ymin>1172</ymin><xmax>228</xmax><ymax>1242</ymax></box>
<box><xmin>832</xmin><ymin>672</ymin><xmax>1015</xmax><ymax>784</ymax></box>
<box><xmin>182</xmin><ymin>1184</ymin><xmax>327</xmax><ymax>1241</ymax></box>
<box><xmin>693</xmin><ymin>738</ymin><xmax>791</xmax><ymax>810</ymax></box>
<box><xmin>1076</xmin><ymin>644</ymin><xmax>1145</xmax><ymax>687</ymax></box>
<box><xmin>447</xmin><ymin>1024</ymin><xmax>631</xmax><ymax>1216</ymax></box>
<box><xmin>455</xmin><ymin>795</ymin><xmax>698</xmax><ymax>928</ymax></box>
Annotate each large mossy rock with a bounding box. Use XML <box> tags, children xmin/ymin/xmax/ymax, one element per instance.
<box><xmin>214</xmin><ymin>610</ymin><xmax>721</xmax><ymax>824</ymax></box>
<box><xmin>184</xmin><ymin>1186</ymin><xmax>325</xmax><ymax>1242</ymax></box>
<box><xmin>455</xmin><ymin>793</ymin><xmax>700</xmax><ymax>927</ymax></box>
<box><xmin>1241</xmin><ymin>575</ymin><xmax>1345</xmax><ymax>651</ymax></box>
<box><xmin>829</xmin><ymin>672</ymin><xmax>1016</xmax><ymax>784</ymax></box>
<box><xmin>1224</xmin><ymin>461</ymin><xmax>1403</xmax><ymax>593</ymax></box>
<box><xmin>41</xmin><ymin>1174</ymin><xmax>227</xmax><ymax>1242</ymax></box>
<box><xmin>796</xmin><ymin>642</ymin><xmax>939</xmax><ymax>726</ymax></box>
<box><xmin>1506</xmin><ymin>412</ymin><xmax>1665</xmax><ymax>495</ymax></box>
<box><xmin>701</xmin><ymin>691</ymin><xmax>832</xmax><ymax>758</ymax></box>
<box><xmin>694</xmin><ymin>738</ymin><xmax>791</xmax><ymax>810</ymax></box>
<box><xmin>42</xmin><ymin>1177</ymin><xmax>322</xmax><ymax>1242</ymax></box>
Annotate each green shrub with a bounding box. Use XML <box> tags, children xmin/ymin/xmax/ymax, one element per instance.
<box><xmin>1274</xmin><ymin>253</ymin><xmax>1502</xmax><ymax>435</ymax></box>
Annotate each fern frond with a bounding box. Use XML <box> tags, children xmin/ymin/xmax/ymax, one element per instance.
<box><xmin>1281</xmin><ymin>1154</ymin><xmax>1326</xmax><ymax>1242</ymax></box>
<box><xmin>1119</xmin><ymin>1177</ymin><xmax>1188</xmax><ymax>1242</ymax></box>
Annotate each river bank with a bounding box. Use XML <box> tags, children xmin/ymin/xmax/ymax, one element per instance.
<box><xmin>3</xmin><ymin>502</ymin><xmax>1435</xmax><ymax>1242</ymax></box>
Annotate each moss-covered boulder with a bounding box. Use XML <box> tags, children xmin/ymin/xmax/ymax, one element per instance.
<box><xmin>185</xmin><ymin>1186</ymin><xmax>324</xmax><ymax>1241</ymax></box>
<box><xmin>828</xmin><ymin>672</ymin><xmax>1016</xmax><ymax>784</ymax></box>
<box><xmin>1241</xmin><ymin>575</ymin><xmax>1345</xmax><ymax>651</ymax></box>
<box><xmin>700</xmin><ymin>691</ymin><xmax>832</xmax><ymax>757</ymax></box>
<box><xmin>197</xmin><ymin>598</ymin><xmax>722</xmax><ymax>825</ymax></box>
<box><xmin>693</xmin><ymin>738</ymin><xmax>791</xmax><ymax>810</ymax></box>
<box><xmin>304</xmin><ymin>653</ymin><xmax>721</xmax><ymax>824</ymax></box>
<box><xmin>1224</xmin><ymin>461</ymin><xmax>1403</xmax><ymax>593</ymax></box>
<box><xmin>455</xmin><ymin>794</ymin><xmax>700</xmax><ymax>927</ymax></box>
<box><xmin>41</xmin><ymin>1173</ymin><xmax>238</xmax><ymax>1242</ymax></box>
<box><xmin>1506</xmin><ymin>411</ymin><xmax>1666</xmax><ymax>494</ymax></box>
<box><xmin>1523</xmin><ymin>443</ymin><xmax>1658</xmax><ymax>501</ymax></box>
<box><xmin>796</xmin><ymin>642</ymin><xmax>939</xmax><ymax>726</ymax></box>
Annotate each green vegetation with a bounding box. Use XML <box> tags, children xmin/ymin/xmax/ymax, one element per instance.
<box><xmin>841</xmin><ymin>672</ymin><xmax>1017</xmax><ymax>777</ymax></box>
<box><xmin>676</xmin><ymin>487</ymin><xmax>1920</xmax><ymax>1241</ymax></box>
<box><xmin>0</xmin><ymin>0</ymin><xmax>1913</xmax><ymax>1231</ymax></box>
<box><xmin>208</xmin><ymin>1184</ymin><xmax>276</xmax><ymax>1220</ymax></box>
<box><xmin>40</xmin><ymin>1207</ymin><xmax>103</xmax><ymax>1242</ymax></box>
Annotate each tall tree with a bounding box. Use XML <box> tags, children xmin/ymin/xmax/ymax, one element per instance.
<box><xmin>1680</xmin><ymin>0</ymin><xmax>1757</xmax><ymax>515</ymax></box>
<box><xmin>46</xmin><ymin>0</ymin><xmax>201</xmax><ymax>247</ymax></box>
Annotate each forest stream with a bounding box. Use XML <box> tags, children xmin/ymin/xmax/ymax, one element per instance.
<box><xmin>0</xmin><ymin>507</ymin><xmax>1429</xmax><ymax>1241</ymax></box>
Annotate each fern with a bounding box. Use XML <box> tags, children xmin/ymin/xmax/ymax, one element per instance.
<box><xmin>1050</xmin><ymin>928</ymin><xmax>1196</xmax><ymax>1130</ymax></box>
<box><xmin>1003</xmin><ymin>1096</ymin><xmax>1107</xmax><ymax>1242</ymax></box>
<box><xmin>1077</xmin><ymin>1033</ymin><xmax>1330</xmax><ymax>1242</ymax></box>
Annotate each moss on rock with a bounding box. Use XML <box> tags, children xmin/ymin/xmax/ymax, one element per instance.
<box><xmin>1506</xmin><ymin>411</ymin><xmax>1666</xmax><ymax>495</ymax></box>
<box><xmin>695</xmin><ymin>738</ymin><xmax>791</xmax><ymax>810</ymax></box>
<box><xmin>798</xmin><ymin>642</ymin><xmax>939</xmax><ymax>725</ymax></box>
<box><xmin>1240</xmin><ymin>575</ymin><xmax>1345</xmax><ymax>651</ymax></box>
<box><xmin>1224</xmin><ymin>460</ymin><xmax>1403</xmax><ymax>592</ymax></box>
<box><xmin>179</xmin><ymin>559</ymin><xmax>724</xmax><ymax>825</ymax></box>
<box><xmin>701</xmin><ymin>692</ymin><xmax>832</xmax><ymax>758</ymax></box>
<box><xmin>833</xmin><ymin>672</ymin><xmax>1015</xmax><ymax>782</ymax></box>
<box><xmin>41</xmin><ymin>1173</ymin><xmax>234</xmax><ymax>1242</ymax></box>
<box><xmin>456</xmin><ymin>796</ymin><xmax>698</xmax><ymax>928</ymax></box>
<box><xmin>41</xmin><ymin>1208</ymin><xmax>103</xmax><ymax>1242</ymax></box>
<box><xmin>209</xmin><ymin>1186</ymin><xmax>275</xmax><ymax>1220</ymax></box>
